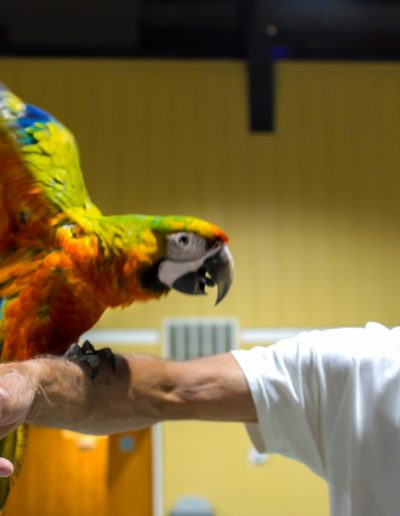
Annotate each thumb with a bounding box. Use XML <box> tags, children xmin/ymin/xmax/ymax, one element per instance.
<box><xmin>0</xmin><ymin>458</ymin><xmax>14</xmax><ymax>477</ymax></box>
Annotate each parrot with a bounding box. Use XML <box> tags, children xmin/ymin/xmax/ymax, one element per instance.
<box><xmin>0</xmin><ymin>83</ymin><xmax>234</xmax><ymax>508</ymax></box>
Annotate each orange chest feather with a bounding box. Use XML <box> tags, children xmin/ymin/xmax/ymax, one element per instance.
<box><xmin>1</xmin><ymin>261</ymin><xmax>106</xmax><ymax>361</ymax></box>
<box><xmin>0</xmin><ymin>242</ymin><xmax>163</xmax><ymax>361</ymax></box>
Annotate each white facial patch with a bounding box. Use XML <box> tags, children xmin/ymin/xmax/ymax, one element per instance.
<box><xmin>158</xmin><ymin>242</ymin><xmax>222</xmax><ymax>288</ymax></box>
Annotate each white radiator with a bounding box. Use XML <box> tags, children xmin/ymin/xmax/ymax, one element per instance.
<box><xmin>164</xmin><ymin>318</ymin><xmax>238</xmax><ymax>361</ymax></box>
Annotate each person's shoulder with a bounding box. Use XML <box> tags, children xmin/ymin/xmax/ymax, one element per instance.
<box><xmin>233</xmin><ymin>322</ymin><xmax>400</xmax><ymax>371</ymax></box>
<box><xmin>304</xmin><ymin>322</ymin><xmax>398</xmax><ymax>353</ymax></box>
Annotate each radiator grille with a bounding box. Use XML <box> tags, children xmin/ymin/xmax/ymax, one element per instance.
<box><xmin>164</xmin><ymin>318</ymin><xmax>238</xmax><ymax>361</ymax></box>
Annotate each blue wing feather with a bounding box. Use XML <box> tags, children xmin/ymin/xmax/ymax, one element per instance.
<box><xmin>0</xmin><ymin>83</ymin><xmax>102</xmax><ymax>220</ymax></box>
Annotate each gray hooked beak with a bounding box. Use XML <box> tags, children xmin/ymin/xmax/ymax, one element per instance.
<box><xmin>169</xmin><ymin>245</ymin><xmax>234</xmax><ymax>305</ymax></box>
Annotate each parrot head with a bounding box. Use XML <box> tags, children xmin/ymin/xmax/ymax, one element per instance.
<box><xmin>106</xmin><ymin>214</ymin><xmax>234</xmax><ymax>305</ymax></box>
<box><xmin>144</xmin><ymin>215</ymin><xmax>234</xmax><ymax>304</ymax></box>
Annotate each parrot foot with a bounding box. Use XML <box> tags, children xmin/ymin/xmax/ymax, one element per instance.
<box><xmin>64</xmin><ymin>340</ymin><xmax>116</xmax><ymax>379</ymax></box>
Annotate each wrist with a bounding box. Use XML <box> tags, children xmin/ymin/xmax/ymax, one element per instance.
<box><xmin>23</xmin><ymin>358</ymin><xmax>57</xmax><ymax>425</ymax></box>
<box><xmin>0</xmin><ymin>360</ymin><xmax>40</xmax><ymax>436</ymax></box>
<box><xmin>25</xmin><ymin>357</ymin><xmax>88</xmax><ymax>429</ymax></box>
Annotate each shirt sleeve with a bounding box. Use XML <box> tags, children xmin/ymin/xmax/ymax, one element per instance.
<box><xmin>232</xmin><ymin>334</ymin><xmax>328</xmax><ymax>477</ymax></box>
<box><xmin>231</xmin><ymin>323</ymin><xmax>400</xmax><ymax>479</ymax></box>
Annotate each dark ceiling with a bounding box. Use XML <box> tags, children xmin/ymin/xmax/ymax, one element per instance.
<box><xmin>1</xmin><ymin>0</ymin><xmax>400</xmax><ymax>131</ymax></box>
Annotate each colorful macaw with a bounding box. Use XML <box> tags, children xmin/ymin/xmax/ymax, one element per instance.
<box><xmin>0</xmin><ymin>84</ymin><xmax>234</xmax><ymax>507</ymax></box>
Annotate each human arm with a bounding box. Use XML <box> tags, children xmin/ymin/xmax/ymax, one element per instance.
<box><xmin>0</xmin><ymin>351</ymin><xmax>257</xmax><ymax>474</ymax></box>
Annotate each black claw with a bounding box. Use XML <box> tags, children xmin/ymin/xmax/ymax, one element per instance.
<box><xmin>81</xmin><ymin>340</ymin><xmax>96</xmax><ymax>354</ymax></box>
<box><xmin>64</xmin><ymin>340</ymin><xmax>116</xmax><ymax>379</ymax></box>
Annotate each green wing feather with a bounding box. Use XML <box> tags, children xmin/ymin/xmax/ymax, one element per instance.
<box><xmin>0</xmin><ymin>425</ymin><xmax>28</xmax><ymax>510</ymax></box>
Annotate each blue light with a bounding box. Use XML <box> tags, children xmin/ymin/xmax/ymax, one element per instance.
<box><xmin>271</xmin><ymin>45</ymin><xmax>289</xmax><ymax>60</ymax></box>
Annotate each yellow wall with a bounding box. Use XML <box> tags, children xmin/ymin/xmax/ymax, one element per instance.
<box><xmin>2</xmin><ymin>58</ymin><xmax>400</xmax><ymax>515</ymax></box>
<box><xmin>2</xmin><ymin>58</ymin><xmax>400</xmax><ymax>330</ymax></box>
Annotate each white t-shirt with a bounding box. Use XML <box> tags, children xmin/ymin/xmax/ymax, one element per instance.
<box><xmin>232</xmin><ymin>322</ymin><xmax>400</xmax><ymax>516</ymax></box>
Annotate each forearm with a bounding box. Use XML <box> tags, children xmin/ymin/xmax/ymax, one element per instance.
<box><xmin>0</xmin><ymin>351</ymin><xmax>256</xmax><ymax>436</ymax></box>
<box><xmin>25</xmin><ymin>354</ymin><xmax>170</xmax><ymax>434</ymax></box>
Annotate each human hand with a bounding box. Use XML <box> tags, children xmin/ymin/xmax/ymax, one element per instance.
<box><xmin>0</xmin><ymin>364</ymin><xmax>36</xmax><ymax>476</ymax></box>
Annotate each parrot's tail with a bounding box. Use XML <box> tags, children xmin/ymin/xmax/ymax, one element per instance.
<box><xmin>0</xmin><ymin>424</ymin><xmax>28</xmax><ymax>510</ymax></box>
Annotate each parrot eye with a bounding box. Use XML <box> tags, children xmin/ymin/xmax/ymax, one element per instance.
<box><xmin>178</xmin><ymin>234</ymin><xmax>190</xmax><ymax>246</ymax></box>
